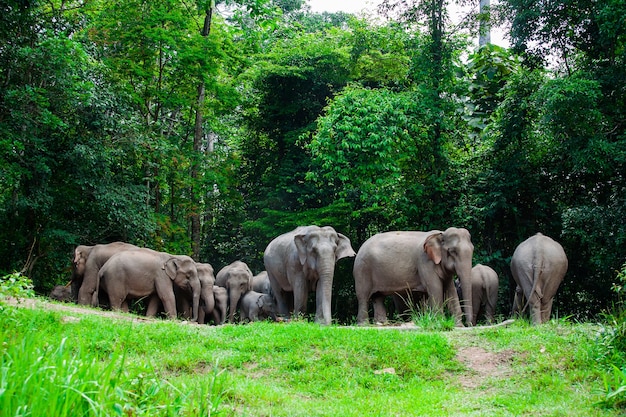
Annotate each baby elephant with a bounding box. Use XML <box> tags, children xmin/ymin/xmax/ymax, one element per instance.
<box><xmin>457</xmin><ymin>264</ymin><xmax>499</xmax><ymax>325</ymax></box>
<box><xmin>240</xmin><ymin>290</ymin><xmax>277</xmax><ymax>322</ymax></box>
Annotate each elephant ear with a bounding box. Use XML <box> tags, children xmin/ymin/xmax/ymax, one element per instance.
<box><xmin>164</xmin><ymin>258</ymin><xmax>179</xmax><ymax>280</ymax></box>
<box><xmin>335</xmin><ymin>234</ymin><xmax>356</xmax><ymax>260</ymax></box>
<box><xmin>424</xmin><ymin>233</ymin><xmax>443</xmax><ymax>265</ymax></box>
<box><xmin>294</xmin><ymin>234</ymin><xmax>308</xmax><ymax>266</ymax></box>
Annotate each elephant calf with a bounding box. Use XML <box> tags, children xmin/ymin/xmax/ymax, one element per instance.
<box><xmin>240</xmin><ymin>290</ymin><xmax>277</xmax><ymax>322</ymax></box>
<box><xmin>456</xmin><ymin>264</ymin><xmax>499</xmax><ymax>325</ymax></box>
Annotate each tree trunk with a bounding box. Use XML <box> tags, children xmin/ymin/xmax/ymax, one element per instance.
<box><xmin>191</xmin><ymin>3</ymin><xmax>214</xmax><ymax>261</ymax></box>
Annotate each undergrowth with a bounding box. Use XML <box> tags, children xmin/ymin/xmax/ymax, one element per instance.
<box><xmin>595</xmin><ymin>263</ymin><xmax>626</xmax><ymax>408</ymax></box>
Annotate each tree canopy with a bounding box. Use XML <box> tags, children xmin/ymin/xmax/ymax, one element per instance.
<box><xmin>1</xmin><ymin>0</ymin><xmax>625</xmax><ymax>322</ymax></box>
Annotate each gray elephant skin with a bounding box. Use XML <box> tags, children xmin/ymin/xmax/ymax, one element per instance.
<box><xmin>510</xmin><ymin>233</ymin><xmax>568</xmax><ymax>324</ymax></box>
<box><xmin>209</xmin><ymin>285</ymin><xmax>228</xmax><ymax>325</ymax></box>
<box><xmin>75</xmin><ymin>242</ymin><xmax>139</xmax><ymax>307</ymax></box>
<box><xmin>215</xmin><ymin>260</ymin><xmax>253</xmax><ymax>323</ymax></box>
<box><xmin>146</xmin><ymin>261</ymin><xmax>216</xmax><ymax>323</ymax></box>
<box><xmin>353</xmin><ymin>227</ymin><xmax>475</xmax><ymax>326</ymax></box>
<box><xmin>264</xmin><ymin>225</ymin><xmax>356</xmax><ymax>325</ymax></box>
<box><xmin>240</xmin><ymin>290</ymin><xmax>277</xmax><ymax>322</ymax></box>
<box><xmin>456</xmin><ymin>264</ymin><xmax>499</xmax><ymax>325</ymax></box>
<box><xmin>98</xmin><ymin>248</ymin><xmax>201</xmax><ymax>321</ymax></box>
<box><xmin>251</xmin><ymin>271</ymin><xmax>271</xmax><ymax>294</ymax></box>
<box><xmin>49</xmin><ymin>284</ymin><xmax>72</xmax><ymax>302</ymax></box>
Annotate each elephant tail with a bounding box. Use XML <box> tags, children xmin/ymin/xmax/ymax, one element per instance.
<box><xmin>519</xmin><ymin>255</ymin><xmax>544</xmax><ymax>315</ymax></box>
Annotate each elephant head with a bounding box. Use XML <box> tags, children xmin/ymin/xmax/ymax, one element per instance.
<box><xmin>71</xmin><ymin>245</ymin><xmax>93</xmax><ymax>301</ymax></box>
<box><xmin>292</xmin><ymin>225</ymin><xmax>356</xmax><ymax>324</ymax></box>
<box><xmin>215</xmin><ymin>261</ymin><xmax>253</xmax><ymax>323</ymax></box>
<box><xmin>423</xmin><ymin>227</ymin><xmax>475</xmax><ymax>326</ymax></box>
<box><xmin>164</xmin><ymin>256</ymin><xmax>201</xmax><ymax>322</ymax></box>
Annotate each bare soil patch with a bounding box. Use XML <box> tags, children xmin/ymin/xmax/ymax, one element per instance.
<box><xmin>455</xmin><ymin>346</ymin><xmax>515</xmax><ymax>389</ymax></box>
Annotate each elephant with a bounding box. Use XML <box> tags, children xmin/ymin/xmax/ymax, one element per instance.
<box><xmin>264</xmin><ymin>225</ymin><xmax>356</xmax><ymax>325</ymax></box>
<box><xmin>456</xmin><ymin>264</ymin><xmax>499</xmax><ymax>325</ymax></box>
<box><xmin>353</xmin><ymin>227</ymin><xmax>475</xmax><ymax>326</ymax></box>
<box><xmin>49</xmin><ymin>284</ymin><xmax>72</xmax><ymax>302</ymax></box>
<box><xmin>71</xmin><ymin>244</ymin><xmax>93</xmax><ymax>301</ymax></box>
<box><xmin>215</xmin><ymin>260</ymin><xmax>253</xmax><ymax>323</ymax></box>
<box><xmin>209</xmin><ymin>285</ymin><xmax>228</xmax><ymax>325</ymax></box>
<box><xmin>251</xmin><ymin>271</ymin><xmax>271</xmax><ymax>294</ymax></box>
<box><xmin>75</xmin><ymin>242</ymin><xmax>140</xmax><ymax>307</ymax></box>
<box><xmin>240</xmin><ymin>290</ymin><xmax>277</xmax><ymax>322</ymax></box>
<box><xmin>510</xmin><ymin>233</ymin><xmax>568</xmax><ymax>324</ymax></box>
<box><xmin>98</xmin><ymin>248</ymin><xmax>201</xmax><ymax>321</ymax></box>
<box><xmin>146</xmin><ymin>262</ymin><xmax>216</xmax><ymax>323</ymax></box>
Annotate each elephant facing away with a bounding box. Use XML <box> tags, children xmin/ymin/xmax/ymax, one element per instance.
<box><xmin>240</xmin><ymin>290</ymin><xmax>277</xmax><ymax>322</ymax></box>
<box><xmin>208</xmin><ymin>285</ymin><xmax>228</xmax><ymax>325</ymax></box>
<box><xmin>510</xmin><ymin>233</ymin><xmax>568</xmax><ymax>324</ymax></box>
<box><xmin>264</xmin><ymin>225</ymin><xmax>356</xmax><ymax>325</ymax></box>
<box><xmin>76</xmin><ymin>242</ymin><xmax>140</xmax><ymax>307</ymax></box>
<box><xmin>98</xmin><ymin>249</ymin><xmax>201</xmax><ymax>321</ymax></box>
<box><xmin>353</xmin><ymin>227</ymin><xmax>475</xmax><ymax>327</ymax></box>
<box><xmin>215</xmin><ymin>261</ymin><xmax>253</xmax><ymax>323</ymax></box>
<box><xmin>456</xmin><ymin>264</ymin><xmax>499</xmax><ymax>325</ymax></box>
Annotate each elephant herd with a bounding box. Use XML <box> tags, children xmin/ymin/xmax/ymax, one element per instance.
<box><xmin>53</xmin><ymin>226</ymin><xmax>568</xmax><ymax>326</ymax></box>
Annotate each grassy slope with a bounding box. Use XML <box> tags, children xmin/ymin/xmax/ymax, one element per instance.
<box><xmin>0</xmin><ymin>299</ymin><xmax>620</xmax><ymax>417</ymax></box>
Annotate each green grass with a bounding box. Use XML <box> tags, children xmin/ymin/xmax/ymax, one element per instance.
<box><xmin>0</xmin><ymin>299</ymin><xmax>624</xmax><ymax>417</ymax></box>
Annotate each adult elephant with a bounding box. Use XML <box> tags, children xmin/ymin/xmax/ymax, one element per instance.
<box><xmin>510</xmin><ymin>233</ymin><xmax>568</xmax><ymax>324</ymax></box>
<box><xmin>264</xmin><ymin>225</ymin><xmax>356</xmax><ymax>325</ymax></box>
<box><xmin>251</xmin><ymin>271</ymin><xmax>271</xmax><ymax>294</ymax></box>
<box><xmin>215</xmin><ymin>261</ymin><xmax>253</xmax><ymax>323</ymax></box>
<box><xmin>71</xmin><ymin>244</ymin><xmax>93</xmax><ymax>301</ymax></box>
<box><xmin>146</xmin><ymin>262</ymin><xmax>215</xmax><ymax>322</ymax></box>
<box><xmin>98</xmin><ymin>249</ymin><xmax>201</xmax><ymax>321</ymax></box>
<box><xmin>456</xmin><ymin>264</ymin><xmax>499</xmax><ymax>325</ymax></box>
<box><xmin>354</xmin><ymin>227</ymin><xmax>475</xmax><ymax>326</ymax></box>
<box><xmin>76</xmin><ymin>242</ymin><xmax>140</xmax><ymax>307</ymax></box>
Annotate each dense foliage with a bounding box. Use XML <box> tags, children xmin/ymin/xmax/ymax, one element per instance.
<box><xmin>1</xmin><ymin>0</ymin><xmax>625</xmax><ymax>324</ymax></box>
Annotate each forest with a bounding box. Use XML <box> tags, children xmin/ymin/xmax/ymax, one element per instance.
<box><xmin>1</xmin><ymin>0</ymin><xmax>625</xmax><ymax>324</ymax></box>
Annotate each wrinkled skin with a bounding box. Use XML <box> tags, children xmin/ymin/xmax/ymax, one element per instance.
<box><xmin>456</xmin><ymin>264</ymin><xmax>499</xmax><ymax>325</ymax></box>
<box><xmin>264</xmin><ymin>225</ymin><xmax>356</xmax><ymax>325</ymax></box>
<box><xmin>147</xmin><ymin>262</ymin><xmax>215</xmax><ymax>323</ymax></box>
<box><xmin>99</xmin><ymin>249</ymin><xmax>201</xmax><ymax>321</ymax></box>
<box><xmin>49</xmin><ymin>285</ymin><xmax>72</xmax><ymax>302</ymax></box>
<box><xmin>76</xmin><ymin>242</ymin><xmax>140</xmax><ymax>306</ymax></box>
<box><xmin>208</xmin><ymin>285</ymin><xmax>228</xmax><ymax>325</ymax></box>
<box><xmin>353</xmin><ymin>227</ymin><xmax>475</xmax><ymax>327</ymax></box>
<box><xmin>510</xmin><ymin>233</ymin><xmax>568</xmax><ymax>324</ymax></box>
<box><xmin>215</xmin><ymin>261</ymin><xmax>253</xmax><ymax>323</ymax></box>
<box><xmin>240</xmin><ymin>290</ymin><xmax>277</xmax><ymax>322</ymax></box>
<box><xmin>71</xmin><ymin>245</ymin><xmax>93</xmax><ymax>301</ymax></box>
<box><xmin>251</xmin><ymin>271</ymin><xmax>271</xmax><ymax>294</ymax></box>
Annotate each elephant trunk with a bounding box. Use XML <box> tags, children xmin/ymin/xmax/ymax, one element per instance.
<box><xmin>202</xmin><ymin>287</ymin><xmax>215</xmax><ymax>316</ymax></box>
<box><xmin>228</xmin><ymin>290</ymin><xmax>242</xmax><ymax>323</ymax></box>
<box><xmin>190</xmin><ymin>280</ymin><xmax>201</xmax><ymax>323</ymax></box>
<box><xmin>457</xmin><ymin>264</ymin><xmax>474</xmax><ymax>326</ymax></box>
<box><xmin>316</xmin><ymin>257</ymin><xmax>335</xmax><ymax>325</ymax></box>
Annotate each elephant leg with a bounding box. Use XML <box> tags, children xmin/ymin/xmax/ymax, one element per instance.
<box><xmin>541</xmin><ymin>297</ymin><xmax>554</xmax><ymax>324</ymax></box>
<box><xmin>372</xmin><ymin>294</ymin><xmax>388</xmax><ymax>324</ymax></box>
<box><xmin>471</xmin><ymin>291</ymin><xmax>482</xmax><ymax>326</ymax></box>
<box><xmin>443</xmin><ymin>280</ymin><xmax>463</xmax><ymax>326</ymax></box>
<box><xmin>292</xmin><ymin>275</ymin><xmax>308</xmax><ymax>318</ymax></box>
<box><xmin>146</xmin><ymin>294</ymin><xmax>160</xmax><ymax>317</ymax></box>
<box><xmin>528</xmin><ymin>291</ymin><xmax>542</xmax><ymax>325</ymax></box>
<box><xmin>155</xmin><ymin>282</ymin><xmax>177</xmax><ymax>319</ymax></box>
